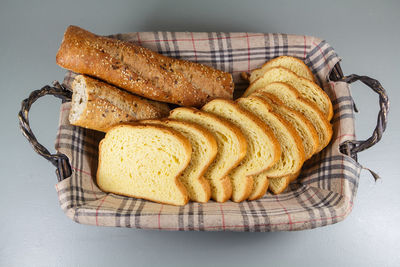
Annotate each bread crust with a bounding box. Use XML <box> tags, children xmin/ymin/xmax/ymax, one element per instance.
<box><xmin>254</xmin><ymin>56</ymin><xmax>317</xmax><ymax>83</ymax></box>
<box><xmin>169</xmin><ymin>107</ymin><xmax>248</xmax><ymax>202</ymax></box>
<box><xmin>202</xmin><ymin>99</ymin><xmax>281</xmax><ymax>203</ymax></box>
<box><xmin>140</xmin><ymin>118</ymin><xmax>218</xmax><ymax>203</ymax></box>
<box><xmin>248</xmin><ymin>176</ymin><xmax>269</xmax><ymax>201</ymax></box>
<box><xmin>232</xmin><ymin>175</ymin><xmax>254</xmax><ymax>203</ymax></box>
<box><xmin>256</xmin><ymin>92</ymin><xmax>319</xmax><ymax>158</ymax></box>
<box><xmin>268</xmin><ymin>177</ymin><xmax>290</xmax><ymax>195</ymax></box>
<box><xmin>255</xmin><ymin>83</ymin><xmax>332</xmax><ymax>152</ymax></box>
<box><xmin>97</xmin><ymin>124</ymin><xmax>191</xmax><ymax>206</ymax></box>
<box><xmin>244</xmin><ymin>66</ymin><xmax>333</xmax><ymax>120</ymax></box>
<box><xmin>57</xmin><ymin>25</ymin><xmax>233</xmax><ymax>107</ymax></box>
<box><xmin>246</xmin><ymin>95</ymin><xmax>306</xmax><ymax>176</ymax></box>
<box><xmin>69</xmin><ymin>75</ymin><xmax>170</xmax><ymax>132</ymax></box>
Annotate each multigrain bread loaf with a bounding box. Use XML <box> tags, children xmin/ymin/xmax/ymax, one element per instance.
<box><xmin>202</xmin><ymin>99</ymin><xmax>281</xmax><ymax>202</ymax></box>
<box><xmin>142</xmin><ymin>119</ymin><xmax>217</xmax><ymax>203</ymax></box>
<box><xmin>169</xmin><ymin>107</ymin><xmax>247</xmax><ymax>202</ymax></box>
<box><xmin>69</xmin><ymin>74</ymin><xmax>170</xmax><ymax>132</ymax></box>
<box><xmin>243</xmin><ymin>67</ymin><xmax>333</xmax><ymax>120</ymax></box>
<box><xmin>249</xmin><ymin>56</ymin><xmax>316</xmax><ymax>83</ymax></box>
<box><xmin>254</xmin><ymin>83</ymin><xmax>333</xmax><ymax>152</ymax></box>
<box><xmin>254</xmin><ymin>92</ymin><xmax>319</xmax><ymax>159</ymax></box>
<box><xmin>97</xmin><ymin>124</ymin><xmax>191</xmax><ymax>206</ymax></box>
<box><xmin>57</xmin><ymin>25</ymin><xmax>234</xmax><ymax>107</ymax></box>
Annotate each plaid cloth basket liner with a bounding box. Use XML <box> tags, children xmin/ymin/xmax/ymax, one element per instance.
<box><xmin>51</xmin><ymin>32</ymin><xmax>364</xmax><ymax>232</ymax></box>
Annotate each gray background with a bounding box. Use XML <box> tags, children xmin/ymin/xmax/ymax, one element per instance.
<box><xmin>1</xmin><ymin>0</ymin><xmax>399</xmax><ymax>266</ymax></box>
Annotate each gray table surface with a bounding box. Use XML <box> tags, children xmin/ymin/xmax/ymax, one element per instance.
<box><xmin>1</xmin><ymin>0</ymin><xmax>399</xmax><ymax>266</ymax></box>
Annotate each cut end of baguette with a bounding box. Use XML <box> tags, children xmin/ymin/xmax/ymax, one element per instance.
<box><xmin>69</xmin><ymin>75</ymin><xmax>88</xmax><ymax>125</ymax></box>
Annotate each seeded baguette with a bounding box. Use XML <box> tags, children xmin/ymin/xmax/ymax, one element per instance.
<box><xmin>57</xmin><ymin>25</ymin><xmax>234</xmax><ymax>107</ymax></box>
<box><xmin>69</xmin><ymin>74</ymin><xmax>170</xmax><ymax>132</ymax></box>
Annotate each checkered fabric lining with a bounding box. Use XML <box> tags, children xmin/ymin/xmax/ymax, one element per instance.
<box><xmin>54</xmin><ymin>32</ymin><xmax>362</xmax><ymax>231</ymax></box>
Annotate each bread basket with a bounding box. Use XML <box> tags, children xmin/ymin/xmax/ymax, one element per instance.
<box><xmin>18</xmin><ymin>32</ymin><xmax>389</xmax><ymax>231</ymax></box>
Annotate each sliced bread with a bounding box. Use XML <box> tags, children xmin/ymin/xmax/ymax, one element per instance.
<box><xmin>141</xmin><ymin>119</ymin><xmax>217</xmax><ymax>203</ymax></box>
<box><xmin>237</xmin><ymin>96</ymin><xmax>305</xmax><ymax>177</ymax></box>
<box><xmin>202</xmin><ymin>99</ymin><xmax>281</xmax><ymax>202</ymax></box>
<box><xmin>254</xmin><ymin>92</ymin><xmax>319</xmax><ymax>159</ymax></box>
<box><xmin>243</xmin><ymin>67</ymin><xmax>333</xmax><ymax>120</ymax></box>
<box><xmin>268</xmin><ymin>170</ymin><xmax>301</xmax><ymax>195</ymax></box>
<box><xmin>237</xmin><ymin>96</ymin><xmax>305</xmax><ymax>200</ymax></box>
<box><xmin>254</xmin><ymin>83</ymin><xmax>333</xmax><ymax>153</ymax></box>
<box><xmin>97</xmin><ymin>124</ymin><xmax>191</xmax><ymax>206</ymax></box>
<box><xmin>249</xmin><ymin>56</ymin><xmax>316</xmax><ymax>83</ymax></box>
<box><xmin>169</xmin><ymin>107</ymin><xmax>247</xmax><ymax>202</ymax></box>
<box><xmin>69</xmin><ymin>74</ymin><xmax>170</xmax><ymax>132</ymax></box>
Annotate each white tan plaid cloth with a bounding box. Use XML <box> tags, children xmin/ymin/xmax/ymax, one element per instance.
<box><xmin>54</xmin><ymin>32</ymin><xmax>361</xmax><ymax>231</ymax></box>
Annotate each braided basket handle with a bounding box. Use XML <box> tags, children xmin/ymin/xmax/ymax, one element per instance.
<box><xmin>338</xmin><ymin>75</ymin><xmax>389</xmax><ymax>161</ymax></box>
<box><xmin>18</xmin><ymin>81</ymin><xmax>73</xmax><ymax>181</ymax></box>
<box><xmin>330</xmin><ymin>64</ymin><xmax>389</xmax><ymax>163</ymax></box>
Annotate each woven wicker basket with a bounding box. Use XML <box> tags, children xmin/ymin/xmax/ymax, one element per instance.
<box><xmin>19</xmin><ymin>32</ymin><xmax>388</xmax><ymax>231</ymax></box>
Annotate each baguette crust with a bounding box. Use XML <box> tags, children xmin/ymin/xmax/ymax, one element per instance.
<box><xmin>69</xmin><ymin>75</ymin><xmax>170</xmax><ymax>132</ymax></box>
<box><xmin>57</xmin><ymin>25</ymin><xmax>233</xmax><ymax>107</ymax></box>
<box><xmin>97</xmin><ymin>124</ymin><xmax>191</xmax><ymax>206</ymax></box>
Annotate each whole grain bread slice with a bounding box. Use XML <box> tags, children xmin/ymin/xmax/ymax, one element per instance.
<box><xmin>169</xmin><ymin>107</ymin><xmax>247</xmax><ymax>202</ymax></box>
<box><xmin>202</xmin><ymin>99</ymin><xmax>281</xmax><ymax>202</ymax></box>
<box><xmin>142</xmin><ymin>119</ymin><xmax>218</xmax><ymax>203</ymax></box>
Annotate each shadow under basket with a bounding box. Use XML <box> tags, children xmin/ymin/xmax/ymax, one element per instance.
<box><xmin>19</xmin><ymin>32</ymin><xmax>388</xmax><ymax>231</ymax></box>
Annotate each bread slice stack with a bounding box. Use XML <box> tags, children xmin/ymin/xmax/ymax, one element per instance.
<box><xmin>242</xmin><ymin>56</ymin><xmax>333</xmax><ymax>195</ymax></box>
<box><xmin>96</xmin><ymin>55</ymin><xmax>333</xmax><ymax>205</ymax></box>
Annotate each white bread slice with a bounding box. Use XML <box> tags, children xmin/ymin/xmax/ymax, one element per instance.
<box><xmin>69</xmin><ymin>74</ymin><xmax>170</xmax><ymax>132</ymax></box>
<box><xmin>141</xmin><ymin>119</ymin><xmax>217</xmax><ymax>203</ymax></box>
<box><xmin>243</xmin><ymin>67</ymin><xmax>333</xmax><ymax>120</ymax></box>
<box><xmin>249</xmin><ymin>56</ymin><xmax>316</xmax><ymax>83</ymax></box>
<box><xmin>237</xmin><ymin>96</ymin><xmax>305</xmax><ymax>200</ymax></box>
<box><xmin>97</xmin><ymin>124</ymin><xmax>191</xmax><ymax>206</ymax></box>
<box><xmin>169</xmin><ymin>107</ymin><xmax>246</xmax><ymax>202</ymax></box>
<box><xmin>253</xmin><ymin>83</ymin><xmax>333</xmax><ymax>153</ymax></box>
<box><xmin>237</xmin><ymin>96</ymin><xmax>305</xmax><ymax>177</ymax></box>
<box><xmin>202</xmin><ymin>99</ymin><xmax>281</xmax><ymax>202</ymax></box>
<box><xmin>268</xmin><ymin>170</ymin><xmax>301</xmax><ymax>195</ymax></box>
<box><xmin>254</xmin><ymin>92</ymin><xmax>319</xmax><ymax>159</ymax></box>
